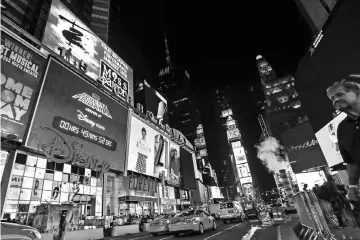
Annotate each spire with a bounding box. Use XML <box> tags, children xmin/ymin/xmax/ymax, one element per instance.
<box><xmin>164</xmin><ymin>32</ymin><xmax>171</xmax><ymax>66</ymax></box>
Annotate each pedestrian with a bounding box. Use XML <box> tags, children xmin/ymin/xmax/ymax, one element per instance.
<box><xmin>327</xmin><ymin>76</ymin><xmax>360</xmax><ymax>226</ymax></box>
<box><xmin>269</xmin><ymin>210</ymin><xmax>274</xmax><ymax>222</ymax></box>
<box><xmin>303</xmin><ymin>184</ymin><xmax>308</xmax><ymax>191</ymax></box>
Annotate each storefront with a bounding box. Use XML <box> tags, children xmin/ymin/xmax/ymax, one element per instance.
<box><xmin>160</xmin><ymin>185</ymin><xmax>177</xmax><ymax>213</ymax></box>
<box><xmin>2</xmin><ymin>151</ymin><xmax>104</xmax><ymax>227</ymax></box>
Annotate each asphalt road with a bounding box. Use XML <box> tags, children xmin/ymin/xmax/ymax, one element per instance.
<box><xmin>105</xmin><ymin>220</ymin><xmax>279</xmax><ymax>240</ymax></box>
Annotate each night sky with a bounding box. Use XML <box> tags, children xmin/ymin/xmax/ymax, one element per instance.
<box><xmin>117</xmin><ymin>0</ymin><xmax>313</xmax><ymax>190</ymax></box>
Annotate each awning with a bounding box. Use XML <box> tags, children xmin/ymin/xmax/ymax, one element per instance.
<box><xmin>118</xmin><ymin>196</ymin><xmax>158</xmax><ymax>202</ymax></box>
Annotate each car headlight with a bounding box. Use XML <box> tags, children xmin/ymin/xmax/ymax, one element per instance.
<box><xmin>191</xmin><ymin>217</ymin><xmax>200</xmax><ymax>222</ymax></box>
<box><xmin>22</xmin><ymin>228</ymin><xmax>42</xmax><ymax>239</ymax></box>
<box><xmin>166</xmin><ymin>220</ymin><xmax>170</xmax><ymax>224</ymax></box>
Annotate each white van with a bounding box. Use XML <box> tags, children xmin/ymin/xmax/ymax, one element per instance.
<box><xmin>219</xmin><ymin>201</ymin><xmax>243</xmax><ymax>223</ymax></box>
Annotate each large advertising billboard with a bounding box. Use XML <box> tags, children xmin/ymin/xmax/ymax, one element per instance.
<box><xmin>281</xmin><ymin>122</ymin><xmax>327</xmax><ymax>173</ymax></box>
<box><xmin>127</xmin><ymin>116</ymin><xmax>169</xmax><ymax>178</ymax></box>
<box><xmin>295</xmin><ymin>0</ymin><xmax>360</xmax><ymax>133</ymax></box>
<box><xmin>315</xmin><ymin>112</ymin><xmax>347</xmax><ymax>167</ymax></box>
<box><xmin>180</xmin><ymin>147</ymin><xmax>197</xmax><ymax>190</ymax></box>
<box><xmin>42</xmin><ymin>0</ymin><xmax>134</xmax><ymax>105</ymax></box>
<box><xmin>26</xmin><ymin>58</ymin><xmax>129</xmax><ymax>174</ymax></box>
<box><xmin>1</xmin><ymin>31</ymin><xmax>46</xmax><ymax>142</ymax></box>
<box><xmin>231</xmin><ymin>141</ymin><xmax>247</xmax><ymax>164</ymax></box>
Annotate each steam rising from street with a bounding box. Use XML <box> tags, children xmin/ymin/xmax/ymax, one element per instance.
<box><xmin>256</xmin><ymin>137</ymin><xmax>286</xmax><ymax>173</ymax></box>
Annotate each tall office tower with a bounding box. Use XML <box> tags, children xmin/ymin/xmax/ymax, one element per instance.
<box><xmin>293</xmin><ymin>0</ymin><xmax>337</xmax><ymax>35</ymax></box>
<box><xmin>157</xmin><ymin>35</ymin><xmax>208</xmax><ymax>164</ymax></box>
<box><xmin>1</xmin><ymin>0</ymin><xmax>51</xmax><ymax>40</ymax></box>
<box><xmin>256</xmin><ymin>55</ymin><xmax>307</xmax><ymax>139</ymax></box>
<box><xmin>214</xmin><ymin>86</ymin><xmax>254</xmax><ymax>199</ymax></box>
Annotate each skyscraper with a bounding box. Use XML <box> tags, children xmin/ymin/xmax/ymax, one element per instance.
<box><xmin>157</xmin><ymin>35</ymin><xmax>209</xmax><ymax>168</ymax></box>
<box><xmin>256</xmin><ymin>55</ymin><xmax>307</xmax><ymax>139</ymax></box>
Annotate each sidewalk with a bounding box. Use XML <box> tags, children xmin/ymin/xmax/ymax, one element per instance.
<box><xmin>277</xmin><ymin>218</ymin><xmax>299</xmax><ymax>240</ymax></box>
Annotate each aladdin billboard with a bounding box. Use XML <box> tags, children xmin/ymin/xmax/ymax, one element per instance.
<box><xmin>42</xmin><ymin>0</ymin><xmax>134</xmax><ymax>105</ymax></box>
<box><xmin>26</xmin><ymin>58</ymin><xmax>129</xmax><ymax>175</ymax></box>
<box><xmin>127</xmin><ymin>115</ymin><xmax>169</xmax><ymax>179</ymax></box>
<box><xmin>281</xmin><ymin>122</ymin><xmax>327</xmax><ymax>173</ymax></box>
<box><xmin>1</xmin><ymin>31</ymin><xmax>47</xmax><ymax>142</ymax></box>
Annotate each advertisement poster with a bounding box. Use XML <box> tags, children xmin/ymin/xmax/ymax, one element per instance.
<box><xmin>42</xmin><ymin>0</ymin><xmax>134</xmax><ymax>105</ymax></box>
<box><xmin>127</xmin><ymin>116</ymin><xmax>168</xmax><ymax>178</ymax></box>
<box><xmin>26</xmin><ymin>58</ymin><xmax>129</xmax><ymax>173</ymax></box>
<box><xmin>315</xmin><ymin>112</ymin><xmax>347</xmax><ymax>167</ymax></box>
<box><xmin>168</xmin><ymin>142</ymin><xmax>181</xmax><ymax>186</ymax></box>
<box><xmin>180</xmin><ymin>147</ymin><xmax>197</xmax><ymax>190</ymax></box>
<box><xmin>1</xmin><ymin>31</ymin><xmax>46</xmax><ymax>141</ymax></box>
<box><xmin>231</xmin><ymin>141</ymin><xmax>247</xmax><ymax>164</ymax></box>
<box><xmin>295</xmin><ymin>0</ymin><xmax>360</xmax><ymax>132</ymax></box>
<box><xmin>281</xmin><ymin>122</ymin><xmax>327</xmax><ymax>173</ymax></box>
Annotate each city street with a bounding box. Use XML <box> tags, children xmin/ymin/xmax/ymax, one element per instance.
<box><xmin>105</xmin><ymin>220</ymin><xmax>278</xmax><ymax>240</ymax></box>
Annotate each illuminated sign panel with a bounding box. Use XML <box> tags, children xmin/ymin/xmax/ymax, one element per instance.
<box><xmin>42</xmin><ymin>0</ymin><xmax>133</xmax><ymax>105</ymax></box>
<box><xmin>1</xmin><ymin>31</ymin><xmax>46</xmax><ymax>141</ymax></box>
<box><xmin>221</xmin><ymin>109</ymin><xmax>233</xmax><ymax>118</ymax></box>
<box><xmin>26</xmin><ymin>58</ymin><xmax>129</xmax><ymax>174</ymax></box>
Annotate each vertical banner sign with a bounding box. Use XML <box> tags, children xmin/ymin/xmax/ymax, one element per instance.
<box><xmin>168</xmin><ymin>142</ymin><xmax>181</xmax><ymax>186</ymax></box>
<box><xmin>26</xmin><ymin>58</ymin><xmax>128</xmax><ymax>174</ymax></box>
<box><xmin>42</xmin><ymin>0</ymin><xmax>134</xmax><ymax>106</ymax></box>
<box><xmin>1</xmin><ymin>31</ymin><xmax>46</xmax><ymax>141</ymax></box>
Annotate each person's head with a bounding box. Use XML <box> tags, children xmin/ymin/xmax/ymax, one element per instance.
<box><xmin>141</xmin><ymin>127</ymin><xmax>147</xmax><ymax>139</ymax></box>
<box><xmin>327</xmin><ymin>77</ymin><xmax>360</xmax><ymax>113</ymax></box>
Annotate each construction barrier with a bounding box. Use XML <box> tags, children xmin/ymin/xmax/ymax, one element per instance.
<box><xmin>293</xmin><ymin>190</ymin><xmax>336</xmax><ymax>240</ymax></box>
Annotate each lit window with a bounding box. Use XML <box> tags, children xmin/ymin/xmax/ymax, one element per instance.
<box><xmin>93</xmin><ymin>6</ymin><xmax>108</xmax><ymax>12</ymax></box>
<box><xmin>92</xmin><ymin>13</ymin><xmax>108</xmax><ymax>20</ymax></box>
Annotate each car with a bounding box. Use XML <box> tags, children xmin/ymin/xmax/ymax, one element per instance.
<box><xmin>148</xmin><ymin>214</ymin><xmax>175</xmax><ymax>236</ymax></box>
<box><xmin>219</xmin><ymin>201</ymin><xmax>243</xmax><ymax>224</ymax></box>
<box><xmin>168</xmin><ymin>209</ymin><xmax>216</xmax><ymax>236</ymax></box>
<box><xmin>1</xmin><ymin>222</ymin><xmax>42</xmax><ymax>240</ymax></box>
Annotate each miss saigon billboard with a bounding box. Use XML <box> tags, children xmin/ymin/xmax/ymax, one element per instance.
<box><xmin>42</xmin><ymin>0</ymin><xmax>134</xmax><ymax>105</ymax></box>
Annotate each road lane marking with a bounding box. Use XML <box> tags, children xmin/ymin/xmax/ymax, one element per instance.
<box><xmin>241</xmin><ymin>226</ymin><xmax>262</xmax><ymax>240</ymax></box>
<box><xmin>159</xmin><ymin>236</ymin><xmax>174</xmax><ymax>240</ymax></box>
<box><xmin>203</xmin><ymin>222</ymin><xmax>243</xmax><ymax>240</ymax></box>
<box><xmin>107</xmin><ymin>236</ymin><xmax>151</xmax><ymax>240</ymax></box>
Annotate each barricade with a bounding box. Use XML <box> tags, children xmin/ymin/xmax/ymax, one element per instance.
<box><xmin>293</xmin><ymin>191</ymin><xmax>336</xmax><ymax>240</ymax></box>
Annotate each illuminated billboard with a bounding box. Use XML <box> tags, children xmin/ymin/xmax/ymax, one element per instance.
<box><xmin>42</xmin><ymin>0</ymin><xmax>134</xmax><ymax>105</ymax></box>
<box><xmin>315</xmin><ymin>112</ymin><xmax>347</xmax><ymax>167</ymax></box>
<box><xmin>238</xmin><ymin>163</ymin><xmax>250</xmax><ymax>178</ymax></box>
<box><xmin>26</xmin><ymin>58</ymin><xmax>129</xmax><ymax>174</ymax></box>
<box><xmin>231</xmin><ymin>141</ymin><xmax>247</xmax><ymax>164</ymax></box>
<box><xmin>221</xmin><ymin>109</ymin><xmax>233</xmax><ymax>118</ymax></box>
<box><xmin>1</xmin><ymin>31</ymin><xmax>46</xmax><ymax>142</ymax></box>
<box><xmin>281</xmin><ymin>121</ymin><xmax>327</xmax><ymax>173</ymax></box>
<box><xmin>127</xmin><ymin>116</ymin><xmax>169</xmax><ymax>178</ymax></box>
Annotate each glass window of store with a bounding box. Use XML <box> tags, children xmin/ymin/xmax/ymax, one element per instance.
<box><xmin>2</xmin><ymin>153</ymin><xmax>103</xmax><ymax>226</ymax></box>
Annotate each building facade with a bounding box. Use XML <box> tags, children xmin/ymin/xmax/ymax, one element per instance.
<box><xmin>293</xmin><ymin>0</ymin><xmax>338</xmax><ymax>35</ymax></box>
<box><xmin>256</xmin><ymin>55</ymin><xmax>307</xmax><ymax>140</ymax></box>
<box><xmin>0</xmin><ymin>3</ymin><xmax>200</xmax><ymax>239</ymax></box>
